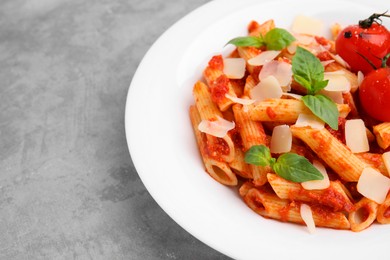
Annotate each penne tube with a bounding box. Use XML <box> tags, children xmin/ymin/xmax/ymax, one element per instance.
<box><xmin>243</xmin><ymin>75</ymin><xmax>258</xmax><ymax>98</ymax></box>
<box><xmin>377</xmin><ymin>192</ymin><xmax>390</xmax><ymax>224</ymax></box>
<box><xmin>373</xmin><ymin>122</ymin><xmax>390</xmax><ymax>150</ymax></box>
<box><xmin>267</xmin><ymin>173</ymin><xmax>354</xmax><ymax>212</ymax></box>
<box><xmin>240</xmin><ymin>183</ymin><xmax>350</xmax><ymax>229</ymax></box>
<box><xmin>237</xmin><ymin>47</ymin><xmax>261</xmax><ymax>74</ymax></box>
<box><xmin>189</xmin><ymin>106</ymin><xmax>237</xmax><ymax>186</ymax></box>
<box><xmin>203</xmin><ymin>56</ymin><xmax>237</xmax><ymax>111</ymax></box>
<box><xmin>356</xmin><ymin>153</ymin><xmax>389</xmax><ymax>176</ymax></box>
<box><xmin>229</xmin><ymin>146</ymin><xmax>253</xmax><ymax>179</ymax></box>
<box><xmin>290</xmin><ymin>126</ymin><xmax>368</xmax><ymax>182</ymax></box>
<box><xmin>348</xmin><ymin>197</ymin><xmax>378</xmax><ymax>232</ymax></box>
<box><xmin>249</xmin><ymin>98</ymin><xmax>350</xmax><ymax>123</ymax></box>
<box><xmin>248</xmin><ymin>19</ymin><xmax>275</xmax><ymax>36</ymax></box>
<box><xmin>193</xmin><ymin>81</ymin><xmax>235</xmax><ymax>163</ymax></box>
<box><xmin>233</xmin><ymin>104</ymin><xmax>270</xmax><ymax>186</ymax></box>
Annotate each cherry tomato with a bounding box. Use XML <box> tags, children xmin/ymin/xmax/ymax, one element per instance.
<box><xmin>359</xmin><ymin>67</ymin><xmax>390</xmax><ymax>122</ymax></box>
<box><xmin>336</xmin><ymin>14</ymin><xmax>390</xmax><ymax>75</ymax></box>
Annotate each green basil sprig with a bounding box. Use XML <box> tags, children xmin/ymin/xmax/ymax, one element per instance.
<box><xmin>227</xmin><ymin>28</ymin><xmax>295</xmax><ymax>50</ymax></box>
<box><xmin>292</xmin><ymin>47</ymin><xmax>339</xmax><ymax>130</ymax></box>
<box><xmin>244</xmin><ymin>145</ymin><xmax>323</xmax><ymax>183</ymax></box>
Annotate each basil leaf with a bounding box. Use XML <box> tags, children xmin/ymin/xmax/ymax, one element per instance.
<box><xmin>244</xmin><ymin>145</ymin><xmax>274</xmax><ymax>167</ymax></box>
<box><xmin>226</xmin><ymin>36</ymin><xmax>264</xmax><ymax>48</ymax></box>
<box><xmin>301</xmin><ymin>94</ymin><xmax>339</xmax><ymax>130</ymax></box>
<box><xmin>264</xmin><ymin>28</ymin><xmax>296</xmax><ymax>50</ymax></box>
<box><xmin>273</xmin><ymin>153</ymin><xmax>324</xmax><ymax>182</ymax></box>
<box><xmin>292</xmin><ymin>47</ymin><xmax>328</xmax><ymax>94</ymax></box>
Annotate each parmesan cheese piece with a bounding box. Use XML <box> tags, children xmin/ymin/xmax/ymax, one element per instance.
<box><xmin>223</xmin><ymin>58</ymin><xmax>246</xmax><ymax>79</ymax></box>
<box><xmin>382</xmin><ymin>152</ymin><xmax>390</xmax><ymax>176</ymax></box>
<box><xmin>270</xmin><ymin>125</ymin><xmax>292</xmax><ymax>154</ymax></box>
<box><xmin>357</xmin><ymin>71</ymin><xmax>364</xmax><ymax>87</ymax></box>
<box><xmin>345</xmin><ymin>119</ymin><xmax>369</xmax><ymax>153</ymax></box>
<box><xmin>291</xmin><ymin>15</ymin><xmax>324</xmax><ymax>36</ymax></box>
<box><xmin>321</xmin><ymin>60</ymin><xmax>335</xmax><ymax>67</ymax></box>
<box><xmin>324</xmin><ymin>73</ymin><xmax>351</xmax><ymax>92</ymax></box>
<box><xmin>225</xmin><ymin>94</ymin><xmax>255</xmax><ymax>106</ymax></box>
<box><xmin>258</xmin><ymin>60</ymin><xmax>293</xmax><ymax>90</ymax></box>
<box><xmin>294</xmin><ymin>34</ymin><xmax>315</xmax><ymax>45</ymax></box>
<box><xmin>300</xmin><ymin>203</ymin><xmax>316</xmax><ymax>234</ymax></box>
<box><xmin>282</xmin><ymin>93</ymin><xmax>303</xmax><ymax>100</ymax></box>
<box><xmin>295</xmin><ymin>113</ymin><xmax>324</xmax><ymax>129</ymax></box>
<box><xmin>286</xmin><ymin>42</ymin><xmax>297</xmax><ymax>54</ymax></box>
<box><xmin>319</xmin><ymin>89</ymin><xmax>344</xmax><ymax>104</ymax></box>
<box><xmin>250</xmin><ymin>75</ymin><xmax>283</xmax><ymax>102</ymax></box>
<box><xmin>198</xmin><ymin>116</ymin><xmax>235</xmax><ymax>138</ymax></box>
<box><xmin>301</xmin><ymin>160</ymin><xmax>330</xmax><ymax>190</ymax></box>
<box><xmin>357</xmin><ymin>167</ymin><xmax>390</xmax><ymax>204</ymax></box>
<box><xmin>329</xmin><ymin>53</ymin><xmax>350</xmax><ymax>69</ymax></box>
<box><xmin>248</xmin><ymin>50</ymin><xmax>281</xmax><ymax>66</ymax></box>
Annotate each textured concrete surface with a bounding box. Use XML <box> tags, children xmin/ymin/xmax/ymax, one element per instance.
<box><xmin>0</xmin><ymin>0</ymin><xmax>231</xmax><ymax>259</ymax></box>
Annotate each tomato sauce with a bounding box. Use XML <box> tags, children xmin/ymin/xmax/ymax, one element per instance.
<box><xmin>247</xmin><ymin>20</ymin><xmax>260</xmax><ymax>34</ymax></box>
<box><xmin>326</xmin><ymin>117</ymin><xmax>346</xmax><ymax>143</ymax></box>
<box><xmin>208</xmin><ymin>55</ymin><xmax>224</xmax><ymax>71</ymax></box>
<box><xmin>210</xmin><ymin>75</ymin><xmax>229</xmax><ymax>104</ymax></box>
<box><xmin>203</xmin><ymin>135</ymin><xmax>230</xmax><ymax>161</ymax></box>
<box><xmin>266</xmin><ymin>107</ymin><xmax>277</xmax><ymax>120</ymax></box>
<box><xmin>316</xmin><ymin>51</ymin><xmax>333</xmax><ymax>61</ymax></box>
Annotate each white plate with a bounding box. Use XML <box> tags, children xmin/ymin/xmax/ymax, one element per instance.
<box><xmin>125</xmin><ymin>1</ymin><xmax>390</xmax><ymax>259</ymax></box>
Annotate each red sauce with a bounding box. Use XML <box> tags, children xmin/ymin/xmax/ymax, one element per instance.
<box><xmin>326</xmin><ymin>117</ymin><xmax>346</xmax><ymax>143</ymax></box>
<box><xmin>204</xmin><ymin>136</ymin><xmax>230</xmax><ymax>161</ymax></box>
<box><xmin>210</xmin><ymin>75</ymin><xmax>229</xmax><ymax>103</ymax></box>
<box><xmin>315</xmin><ymin>36</ymin><xmax>329</xmax><ymax>47</ymax></box>
<box><xmin>208</xmin><ymin>55</ymin><xmax>224</xmax><ymax>71</ymax></box>
<box><xmin>279</xmin><ymin>202</ymin><xmax>295</xmax><ymax>222</ymax></box>
<box><xmin>266</xmin><ymin>107</ymin><xmax>277</xmax><ymax>120</ymax></box>
<box><xmin>248</xmin><ymin>20</ymin><xmax>260</xmax><ymax>34</ymax></box>
<box><xmin>230</xmin><ymin>128</ymin><xmax>243</xmax><ymax>149</ymax></box>
<box><xmin>316</xmin><ymin>51</ymin><xmax>333</xmax><ymax>61</ymax></box>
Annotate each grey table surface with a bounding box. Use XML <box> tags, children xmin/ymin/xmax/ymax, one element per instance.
<box><xmin>0</xmin><ymin>0</ymin><xmax>232</xmax><ymax>259</ymax></box>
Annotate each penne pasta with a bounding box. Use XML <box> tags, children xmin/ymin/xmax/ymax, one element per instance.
<box><xmin>373</xmin><ymin>122</ymin><xmax>390</xmax><ymax>150</ymax></box>
<box><xmin>290</xmin><ymin>126</ymin><xmax>368</xmax><ymax>182</ymax></box>
<box><xmin>189</xmin><ymin>17</ymin><xmax>390</xmax><ymax>232</ymax></box>
<box><xmin>348</xmin><ymin>197</ymin><xmax>378</xmax><ymax>232</ymax></box>
<box><xmin>193</xmin><ymin>81</ymin><xmax>235</xmax><ymax>163</ymax></box>
<box><xmin>356</xmin><ymin>153</ymin><xmax>389</xmax><ymax>176</ymax></box>
<box><xmin>233</xmin><ymin>104</ymin><xmax>270</xmax><ymax>186</ymax></box>
<box><xmin>249</xmin><ymin>98</ymin><xmax>350</xmax><ymax>123</ymax></box>
<box><xmin>377</xmin><ymin>192</ymin><xmax>390</xmax><ymax>224</ymax></box>
<box><xmin>203</xmin><ymin>55</ymin><xmax>238</xmax><ymax>111</ymax></box>
<box><xmin>240</xmin><ymin>182</ymin><xmax>350</xmax><ymax>229</ymax></box>
<box><xmin>189</xmin><ymin>105</ymin><xmax>238</xmax><ymax>186</ymax></box>
<box><xmin>229</xmin><ymin>146</ymin><xmax>253</xmax><ymax>179</ymax></box>
<box><xmin>267</xmin><ymin>173</ymin><xmax>354</xmax><ymax>212</ymax></box>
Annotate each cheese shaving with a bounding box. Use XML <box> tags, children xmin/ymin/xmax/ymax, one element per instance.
<box><xmin>248</xmin><ymin>50</ymin><xmax>281</xmax><ymax>66</ymax></box>
<box><xmin>250</xmin><ymin>75</ymin><xmax>283</xmax><ymax>102</ymax></box>
<box><xmin>300</xmin><ymin>203</ymin><xmax>316</xmax><ymax>234</ymax></box>
<box><xmin>198</xmin><ymin>116</ymin><xmax>235</xmax><ymax>138</ymax></box>
<box><xmin>223</xmin><ymin>58</ymin><xmax>246</xmax><ymax>79</ymax></box>
<box><xmin>225</xmin><ymin>94</ymin><xmax>255</xmax><ymax>106</ymax></box>
<box><xmin>357</xmin><ymin>167</ymin><xmax>390</xmax><ymax>204</ymax></box>
<box><xmin>270</xmin><ymin>125</ymin><xmax>292</xmax><ymax>153</ymax></box>
<box><xmin>345</xmin><ymin>119</ymin><xmax>369</xmax><ymax>153</ymax></box>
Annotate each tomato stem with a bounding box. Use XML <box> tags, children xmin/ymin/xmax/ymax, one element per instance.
<box><xmin>359</xmin><ymin>11</ymin><xmax>390</xmax><ymax>28</ymax></box>
<box><xmin>382</xmin><ymin>53</ymin><xmax>390</xmax><ymax>68</ymax></box>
